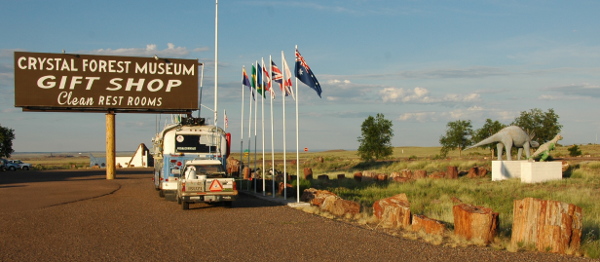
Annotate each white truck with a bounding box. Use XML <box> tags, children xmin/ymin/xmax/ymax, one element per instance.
<box><xmin>152</xmin><ymin>116</ymin><xmax>231</xmax><ymax>201</ymax></box>
<box><xmin>176</xmin><ymin>159</ymin><xmax>237</xmax><ymax>210</ymax></box>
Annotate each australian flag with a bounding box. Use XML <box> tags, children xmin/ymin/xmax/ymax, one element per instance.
<box><xmin>295</xmin><ymin>49</ymin><xmax>322</xmax><ymax>98</ymax></box>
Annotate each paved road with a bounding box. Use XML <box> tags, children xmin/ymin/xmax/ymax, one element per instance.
<box><xmin>0</xmin><ymin>169</ymin><xmax>591</xmax><ymax>261</ymax></box>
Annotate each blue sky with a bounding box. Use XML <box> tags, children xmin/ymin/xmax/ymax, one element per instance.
<box><xmin>1</xmin><ymin>0</ymin><xmax>600</xmax><ymax>153</ymax></box>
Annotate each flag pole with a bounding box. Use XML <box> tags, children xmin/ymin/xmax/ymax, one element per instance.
<box><xmin>282</xmin><ymin>58</ymin><xmax>288</xmax><ymax>200</ymax></box>
<box><xmin>269</xmin><ymin>55</ymin><xmax>275</xmax><ymax>197</ymax></box>
<box><xmin>261</xmin><ymin>58</ymin><xmax>266</xmax><ymax>196</ymax></box>
<box><xmin>213</xmin><ymin>0</ymin><xmax>219</xmax><ymax>126</ymax></box>
<box><xmin>295</xmin><ymin>45</ymin><xmax>301</xmax><ymax>203</ymax></box>
<box><xmin>240</xmin><ymin>67</ymin><xmax>245</xmax><ymax>180</ymax></box>
<box><xmin>254</xmin><ymin>61</ymin><xmax>258</xmax><ymax>193</ymax></box>
<box><xmin>247</xmin><ymin>64</ymin><xmax>254</xmax><ymax>190</ymax></box>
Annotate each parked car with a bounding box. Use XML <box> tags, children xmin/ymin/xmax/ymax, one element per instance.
<box><xmin>1</xmin><ymin>159</ymin><xmax>19</xmax><ymax>171</ymax></box>
<box><xmin>9</xmin><ymin>160</ymin><xmax>33</xmax><ymax>170</ymax></box>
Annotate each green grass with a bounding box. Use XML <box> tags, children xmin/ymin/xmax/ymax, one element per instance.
<box><xmin>267</xmin><ymin>145</ymin><xmax>600</xmax><ymax>258</ymax></box>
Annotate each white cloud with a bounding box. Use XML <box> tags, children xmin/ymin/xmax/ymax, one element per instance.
<box><xmin>380</xmin><ymin>86</ymin><xmax>480</xmax><ymax>104</ymax></box>
<box><xmin>87</xmin><ymin>43</ymin><xmax>198</xmax><ymax>58</ymax></box>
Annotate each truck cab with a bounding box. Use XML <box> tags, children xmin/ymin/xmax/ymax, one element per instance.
<box><xmin>176</xmin><ymin>159</ymin><xmax>237</xmax><ymax>210</ymax></box>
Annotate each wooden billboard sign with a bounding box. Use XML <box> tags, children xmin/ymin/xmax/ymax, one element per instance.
<box><xmin>14</xmin><ymin>51</ymin><xmax>199</xmax><ymax>113</ymax></box>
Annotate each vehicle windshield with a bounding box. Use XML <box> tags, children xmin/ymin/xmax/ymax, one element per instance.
<box><xmin>185</xmin><ymin>164</ymin><xmax>226</xmax><ymax>179</ymax></box>
<box><xmin>174</xmin><ymin>134</ymin><xmax>218</xmax><ymax>153</ymax></box>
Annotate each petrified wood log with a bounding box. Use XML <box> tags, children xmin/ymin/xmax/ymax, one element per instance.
<box><xmin>446</xmin><ymin>166</ymin><xmax>458</xmax><ymax>179</ymax></box>
<box><xmin>511</xmin><ymin>198</ymin><xmax>582</xmax><ymax>254</ymax></box>
<box><xmin>412</xmin><ymin>214</ymin><xmax>446</xmax><ymax>235</ymax></box>
<box><xmin>373</xmin><ymin>194</ymin><xmax>411</xmax><ymax>228</ymax></box>
<box><xmin>453</xmin><ymin>203</ymin><xmax>498</xmax><ymax>245</ymax></box>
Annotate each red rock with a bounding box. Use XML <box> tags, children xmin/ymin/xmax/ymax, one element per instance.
<box><xmin>412</xmin><ymin>214</ymin><xmax>446</xmax><ymax>235</ymax></box>
<box><xmin>373</xmin><ymin>194</ymin><xmax>411</xmax><ymax>228</ymax></box>
<box><xmin>401</xmin><ymin>169</ymin><xmax>413</xmax><ymax>179</ymax></box>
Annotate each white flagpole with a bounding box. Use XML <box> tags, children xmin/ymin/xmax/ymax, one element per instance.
<box><xmin>240</xmin><ymin>67</ymin><xmax>245</xmax><ymax>179</ymax></box>
<box><xmin>294</xmin><ymin>45</ymin><xmax>301</xmax><ymax>202</ymax></box>
<box><xmin>214</xmin><ymin>0</ymin><xmax>219</xmax><ymax>126</ymax></box>
<box><xmin>269</xmin><ymin>55</ymin><xmax>275</xmax><ymax>197</ymax></box>
<box><xmin>247</xmin><ymin>64</ymin><xmax>254</xmax><ymax>190</ymax></box>
<box><xmin>261</xmin><ymin>58</ymin><xmax>266</xmax><ymax>196</ymax></box>
<box><xmin>282</xmin><ymin>54</ymin><xmax>287</xmax><ymax>200</ymax></box>
<box><xmin>254</xmin><ymin>61</ymin><xmax>258</xmax><ymax>193</ymax></box>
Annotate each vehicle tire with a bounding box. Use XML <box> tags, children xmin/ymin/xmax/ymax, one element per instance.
<box><xmin>8</xmin><ymin>166</ymin><xmax>16</xmax><ymax>171</ymax></box>
<box><xmin>224</xmin><ymin>201</ymin><xmax>233</xmax><ymax>208</ymax></box>
<box><xmin>23</xmin><ymin>166</ymin><xmax>29</xmax><ymax>170</ymax></box>
<box><xmin>158</xmin><ymin>190</ymin><xmax>165</xmax><ymax>198</ymax></box>
<box><xmin>182</xmin><ymin>201</ymin><xmax>189</xmax><ymax>210</ymax></box>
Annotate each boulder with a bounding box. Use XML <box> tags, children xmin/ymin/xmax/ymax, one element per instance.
<box><xmin>511</xmin><ymin>198</ymin><xmax>582</xmax><ymax>254</ymax></box>
<box><xmin>337</xmin><ymin>174</ymin><xmax>346</xmax><ymax>180</ymax></box>
<box><xmin>412</xmin><ymin>214</ymin><xmax>446</xmax><ymax>235</ymax></box>
<box><xmin>373</xmin><ymin>194</ymin><xmax>411</xmax><ymax>228</ymax></box>
<box><xmin>453</xmin><ymin>203</ymin><xmax>498</xmax><ymax>245</ymax></box>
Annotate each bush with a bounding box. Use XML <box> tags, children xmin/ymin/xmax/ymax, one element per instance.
<box><xmin>568</xmin><ymin>145</ymin><xmax>583</xmax><ymax>157</ymax></box>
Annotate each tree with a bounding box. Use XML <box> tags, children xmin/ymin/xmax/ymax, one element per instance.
<box><xmin>472</xmin><ymin>119</ymin><xmax>507</xmax><ymax>158</ymax></box>
<box><xmin>439</xmin><ymin>120</ymin><xmax>473</xmax><ymax>157</ymax></box>
<box><xmin>512</xmin><ymin>108</ymin><xmax>562</xmax><ymax>144</ymax></box>
<box><xmin>357</xmin><ymin>113</ymin><xmax>394</xmax><ymax>161</ymax></box>
<box><xmin>0</xmin><ymin>124</ymin><xmax>15</xmax><ymax>158</ymax></box>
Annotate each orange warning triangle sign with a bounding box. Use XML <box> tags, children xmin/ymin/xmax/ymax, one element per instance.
<box><xmin>209</xmin><ymin>179</ymin><xmax>223</xmax><ymax>192</ymax></box>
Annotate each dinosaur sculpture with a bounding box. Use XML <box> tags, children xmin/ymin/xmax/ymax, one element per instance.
<box><xmin>465</xmin><ymin>126</ymin><xmax>540</xmax><ymax>161</ymax></box>
<box><xmin>530</xmin><ymin>134</ymin><xmax>563</xmax><ymax>161</ymax></box>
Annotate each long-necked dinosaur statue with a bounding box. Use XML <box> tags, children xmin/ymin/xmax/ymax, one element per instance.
<box><xmin>465</xmin><ymin>126</ymin><xmax>540</xmax><ymax>161</ymax></box>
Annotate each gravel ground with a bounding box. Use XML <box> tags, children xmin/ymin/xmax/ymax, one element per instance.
<box><xmin>0</xmin><ymin>169</ymin><xmax>594</xmax><ymax>261</ymax></box>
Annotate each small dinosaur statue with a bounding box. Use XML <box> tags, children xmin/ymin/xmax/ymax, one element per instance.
<box><xmin>530</xmin><ymin>134</ymin><xmax>563</xmax><ymax>161</ymax></box>
<box><xmin>465</xmin><ymin>126</ymin><xmax>540</xmax><ymax>161</ymax></box>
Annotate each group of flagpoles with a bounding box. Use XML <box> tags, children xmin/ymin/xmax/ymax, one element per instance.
<box><xmin>240</xmin><ymin>48</ymin><xmax>314</xmax><ymax>203</ymax></box>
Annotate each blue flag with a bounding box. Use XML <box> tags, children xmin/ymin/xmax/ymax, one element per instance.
<box><xmin>295</xmin><ymin>49</ymin><xmax>322</xmax><ymax>98</ymax></box>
